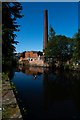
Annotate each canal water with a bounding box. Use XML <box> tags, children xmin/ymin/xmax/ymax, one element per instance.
<box><xmin>10</xmin><ymin>66</ymin><xmax>80</xmax><ymax>119</ymax></box>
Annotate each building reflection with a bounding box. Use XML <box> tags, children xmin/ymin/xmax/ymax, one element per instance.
<box><xmin>18</xmin><ymin>65</ymin><xmax>44</xmax><ymax>75</ymax></box>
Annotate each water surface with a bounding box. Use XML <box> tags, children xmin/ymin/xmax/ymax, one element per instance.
<box><xmin>11</xmin><ymin>66</ymin><xmax>80</xmax><ymax>119</ymax></box>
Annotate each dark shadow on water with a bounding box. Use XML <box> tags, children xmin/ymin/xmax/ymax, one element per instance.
<box><xmin>10</xmin><ymin>66</ymin><xmax>80</xmax><ymax>120</ymax></box>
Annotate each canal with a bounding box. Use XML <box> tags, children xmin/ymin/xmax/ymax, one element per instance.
<box><xmin>10</xmin><ymin>66</ymin><xmax>80</xmax><ymax>119</ymax></box>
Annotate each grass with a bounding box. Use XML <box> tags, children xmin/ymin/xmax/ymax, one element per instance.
<box><xmin>2</xmin><ymin>104</ymin><xmax>19</xmax><ymax>118</ymax></box>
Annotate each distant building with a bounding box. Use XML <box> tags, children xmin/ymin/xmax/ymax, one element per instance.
<box><xmin>19</xmin><ymin>51</ymin><xmax>43</xmax><ymax>61</ymax></box>
<box><xmin>25</xmin><ymin>51</ymin><xmax>38</xmax><ymax>61</ymax></box>
<box><xmin>18</xmin><ymin>51</ymin><xmax>47</xmax><ymax>66</ymax></box>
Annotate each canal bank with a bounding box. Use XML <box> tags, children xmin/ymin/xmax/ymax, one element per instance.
<box><xmin>2</xmin><ymin>73</ymin><xmax>22</xmax><ymax>119</ymax></box>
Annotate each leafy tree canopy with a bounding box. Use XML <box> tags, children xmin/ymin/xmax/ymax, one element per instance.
<box><xmin>45</xmin><ymin>25</ymin><xmax>74</xmax><ymax>65</ymax></box>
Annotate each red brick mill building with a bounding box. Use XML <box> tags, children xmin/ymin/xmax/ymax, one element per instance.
<box><xmin>19</xmin><ymin>51</ymin><xmax>42</xmax><ymax>61</ymax></box>
<box><xmin>18</xmin><ymin>51</ymin><xmax>47</xmax><ymax>66</ymax></box>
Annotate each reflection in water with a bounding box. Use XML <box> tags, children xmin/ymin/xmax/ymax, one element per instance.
<box><xmin>33</xmin><ymin>74</ymin><xmax>37</xmax><ymax>79</ymax></box>
<box><xmin>18</xmin><ymin>65</ymin><xmax>49</xmax><ymax>75</ymax></box>
<box><xmin>43</xmin><ymin>70</ymin><xmax>80</xmax><ymax>119</ymax></box>
<box><xmin>11</xmin><ymin>66</ymin><xmax>80</xmax><ymax>119</ymax></box>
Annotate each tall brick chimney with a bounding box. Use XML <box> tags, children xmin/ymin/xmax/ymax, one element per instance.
<box><xmin>43</xmin><ymin>10</ymin><xmax>48</xmax><ymax>51</ymax></box>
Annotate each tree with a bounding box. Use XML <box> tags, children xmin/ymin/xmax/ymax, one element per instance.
<box><xmin>2</xmin><ymin>2</ymin><xmax>23</xmax><ymax>68</ymax></box>
<box><xmin>45</xmin><ymin>26</ymin><xmax>73</xmax><ymax>68</ymax></box>
<box><xmin>48</xmin><ymin>25</ymin><xmax>56</xmax><ymax>41</ymax></box>
<box><xmin>72</xmin><ymin>29</ymin><xmax>80</xmax><ymax>61</ymax></box>
<box><xmin>45</xmin><ymin>25</ymin><xmax>56</xmax><ymax>58</ymax></box>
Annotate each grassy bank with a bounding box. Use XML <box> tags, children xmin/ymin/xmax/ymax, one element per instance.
<box><xmin>2</xmin><ymin>72</ymin><xmax>22</xmax><ymax>119</ymax></box>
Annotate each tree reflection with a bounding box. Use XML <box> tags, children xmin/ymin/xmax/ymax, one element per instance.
<box><xmin>43</xmin><ymin>69</ymin><xmax>80</xmax><ymax>118</ymax></box>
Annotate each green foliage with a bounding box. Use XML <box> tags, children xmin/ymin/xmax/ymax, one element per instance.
<box><xmin>2</xmin><ymin>72</ymin><xmax>9</xmax><ymax>81</ymax></box>
<box><xmin>45</xmin><ymin>26</ymin><xmax>77</xmax><ymax>68</ymax></box>
<box><xmin>45</xmin><ymin>26</ymin><xmax>72</xmax><ymax>61</ymax></box>
<box><xmin>72</xmin><ymin>29</ymin><xmax>80</xmax><ymax>61</ymax></box>
<box><xmin>2</xmin><ymin>2</ymin><xmax>23</xmax><ymax>67</ymax></box>
<box><xmin>48</xmin><ymin>25</ymin><xmax>56</xmax><ymax>41</ymax></box>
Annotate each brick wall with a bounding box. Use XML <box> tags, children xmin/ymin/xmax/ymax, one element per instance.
<box><xmin>25</xmin><ymin>51</ymin><xmax>38</xmax><ymax>58</ymax></box>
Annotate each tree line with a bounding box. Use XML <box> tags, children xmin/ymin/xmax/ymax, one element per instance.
<box><xmin>44</xmin><ymin>25</ymin><xmax>80</xmax><ymax>70</ymax></box>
